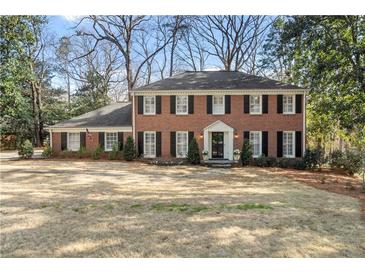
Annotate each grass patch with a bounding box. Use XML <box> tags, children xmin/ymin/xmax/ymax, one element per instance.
<box><xmin>150</xmin><ymin>203</ymin><xmax>208</xmax><ymax>213</ymax></box>
<box><xmin>130</xmin><ymin>204</ymin><xmax>143</xmax><ymax>208</ymax></box>
<box><xmin>235</xmin><ymin>203</ymin><xmax>273</xmax><ymax>210</ymax></box>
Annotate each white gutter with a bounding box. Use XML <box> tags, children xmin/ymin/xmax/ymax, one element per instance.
<box><xmin>132</xmin><ymin>92</ymin><xmax>136</xmax><ymax>141</ymax></box>
<box><xmin>303</xmin><ymin>91</ymin><xmax>307</xmax><ymax>156</ymax></box>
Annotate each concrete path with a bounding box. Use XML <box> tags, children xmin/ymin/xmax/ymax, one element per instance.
<box><xmin>0</xmin><ymin>149</ymin><xmax>43</xmax><ymax>161</ymax></box>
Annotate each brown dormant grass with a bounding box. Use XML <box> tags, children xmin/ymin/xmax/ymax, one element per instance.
<box><xmin>1</xmin><ymin>160</ymin><xmax>364</xmax><ymax>257</ymax></box>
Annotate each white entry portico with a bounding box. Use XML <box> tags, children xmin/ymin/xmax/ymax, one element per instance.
<box><xmin>203</xmin><ymin>120</ymin><xmax>234</xmax><ymax>160</ymax></box>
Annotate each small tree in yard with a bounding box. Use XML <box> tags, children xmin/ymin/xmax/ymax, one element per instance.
<box><xmin>241</xmin><ymin>139</ymin><xmax>252</xmax><ymax>166</ymax></box>
<box><xmin>18</xmin><ymin>139</ymin><xmax>34</xmax><ymax>159</ymax></box>
<box><xmin>123</xmin><ymin>136</ymin><xmax>136</xmax><ymax>161</ymax></box>
<box><xmin>187</xmin><ymin>137</ymin><xmax>200</xmax><ymax>164</ymax></box>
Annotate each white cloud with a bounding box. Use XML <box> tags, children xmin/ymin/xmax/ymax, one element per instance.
<box><xmin>62</xmin><ymin>16</ymin><xmax>83</xmax><ymax>22</ymax></box>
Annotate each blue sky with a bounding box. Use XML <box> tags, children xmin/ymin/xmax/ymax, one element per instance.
<box><xmin>47</xmin><ymin>16</ymin><xmax>79</xmax><ymax>38</ymax></box>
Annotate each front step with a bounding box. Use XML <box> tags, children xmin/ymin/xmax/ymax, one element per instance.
<box><xmin>202</xmin><ymin>159</ymin><xmax>238</xmax><ymax>168</ymax></box>
<box><xmin>209</xmin><ymin>163</ymin><xmax>233</xmax><ymax>168</ymax></box>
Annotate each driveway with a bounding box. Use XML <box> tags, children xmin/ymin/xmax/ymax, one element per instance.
<box><xmin>0</xmin><ymin>160</ymin><xmax>364</xmax><ymax>257</ymax></box>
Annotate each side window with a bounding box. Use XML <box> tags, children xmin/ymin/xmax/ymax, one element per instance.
<box><xmin>283</xmin><ymin>131</ymin><xmax>295</xmax><ymax>157</ymax></box>
<box><xmin>144</xmin><ymin>131</ymin><xmax>156</xmax><ymax>158</ymax></box>
<box><xmin>212</xmin><ymin>95</ymin><xmax>224</xmax><ymax>114</ymax></box>
<box><xmin>68</xmin><ymin>132</ymin><xmax>80</xmax><ymax>151</ymax></box>
<box><xmin>176</xmin><ymin>131</ymin><xmax>188</xmax><ymax>158</ymax></box>
<box><xmin>105</xmin><ymin>132</ymin><xmax>118</xmax><ymax>151</ymax></box>
<box><xmin>283</xmin><ymin>95</ymin><xmax>295</xmax><ymax>114</ymax></box>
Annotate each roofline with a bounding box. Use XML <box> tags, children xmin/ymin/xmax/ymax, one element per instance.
<box><xmin>45</xmin><ymin>126</ymin><xmax>132</xmax><ymax>132</ymax></box>
<box><xmin>131</xmin><ymin>89</ymin><xmax>308</xmax><ymax>95</ymax></box>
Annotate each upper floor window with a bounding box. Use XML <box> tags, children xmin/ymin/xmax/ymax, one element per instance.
<box><xmin>176</xmin><ymin>96</ymin><xmax>188</xmax><ymax>115</ymax></box>
<box><xmin>105</xmin><ymin>132</ymin><xmax>118</xmax><ymax>151</ymax></box>
<box><xmin>68</xmin><ymin>132</ymin><xmax>80</xmax><ymax>151</ymax></box>
<box><xmin>250</xmin><ymin>95</ymin><xmax>262</xmax><ymax>114</ymax></box>
<box><xmin>283</xmin><ymin>95</ymin><xmax>295</xmax><ymax>114</ymax></box>
<box><xmin>176</xmin><ymin>131</ymin><xmax>188</xmax><ymax>158</ymax></box>
<box><xmin>283</xmin><ymin>131</ymin><xmax>295</xmax><ymax>158</ymax></box>
<box><xmin>144</xmin><ymin>96</ymin><xmax>155</xmax><ymax>115</ymax></box>
<box><xmin>213</xmin><ymin>95</ymin><xmax>224</xmax><ymax>114</ymax></box>
<box><xmin>144</xmin><ymin>131</ymin><xmax>156</xmax><ymax>158</ymax></box>
<box><xmin>250</xmin><ymin>131</ymin><xmax>262</xmax><ymax>157</ymax></box>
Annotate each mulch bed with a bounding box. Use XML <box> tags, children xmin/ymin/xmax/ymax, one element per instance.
<box><xmin>268</xmin><ymin>167</ymin><xmax>365</xmax><ymax>220</ymax></box>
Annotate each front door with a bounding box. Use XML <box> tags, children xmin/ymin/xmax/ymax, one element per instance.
<box><xmin>211</xmin><ymin>132</ymin><xmax>224</xmax><ymax>159</ymax></box>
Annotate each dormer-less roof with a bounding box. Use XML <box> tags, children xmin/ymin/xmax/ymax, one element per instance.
<box><xmin>133</xmin><ymin>71</ymin><xmax>305</xmax><ymax>92</ymax></box>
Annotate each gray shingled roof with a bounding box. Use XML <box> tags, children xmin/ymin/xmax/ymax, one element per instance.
<box><xmin>133</xmin><ymin>71</ymin><xmax>304</xmax><ymax>91</ymax></box>
<box><xmin>49</xmin><ymin>102</ymin><xmax>132</xmax><ymax>128</ymax></box>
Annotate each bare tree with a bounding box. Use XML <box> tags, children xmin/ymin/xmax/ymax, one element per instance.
<box><xmin>196</xmin><ymin>16</ymin><xmax>271</xmax><ymax>71</ymax></box>
<box><xmin>55</xmin><ymin>36</ymin><xmax>72</xmax><ymax>106</ymax></box>
<box><xmin>74</xmin><ymin>16</ymin><xmax>175</xmax><ymax>100</ymax></box>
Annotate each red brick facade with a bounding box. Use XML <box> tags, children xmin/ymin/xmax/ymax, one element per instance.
<box><xmin>134</xmin><ymin>95</ymin><xmax>304</xmax><ymax>158</ymax></box>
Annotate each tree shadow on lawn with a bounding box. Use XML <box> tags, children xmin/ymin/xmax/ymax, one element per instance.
<box><xmin>1</xmin><ymin>161</ymin><xmax>365</xmax><ymax>257</ymax></box>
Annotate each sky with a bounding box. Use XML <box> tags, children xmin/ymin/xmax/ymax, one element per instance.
<box><xmin>47</xmin><ymin>16</ymin><xmax>80</xmax><ymax>38</ymax></box>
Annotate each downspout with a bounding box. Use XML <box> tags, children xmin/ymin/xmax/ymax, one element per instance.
<box><xmin>303</xmin><ymin>91</ymin><xmax>307</xmax><ymax>157</ymax></box>
<box><xmin>49</xmin><ymin>129</ymin><xmax>53</xmax><ymax>149</ymax></box>
<box><xmin>132</xmin><ymin>91</ymin><xmax>136</xmax><ymax>141</ymax></box>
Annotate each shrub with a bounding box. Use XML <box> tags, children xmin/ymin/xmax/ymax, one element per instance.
<box><xmin>266</xmin><ymin>156</ymin><xmax>278</xmax><ymax>167</ymax></box>
<box><xmin>92</xmin><ymin>146</ymin><xmax>103</xmax><ymax>160</ymax></box>
<box><xmin>18</xmin><ymin>140</ymin><xmax>34</xmax><ymax>159</ymax></box>
<box><xmin>278</xmin><ymin>158</ymin><xmax>304</xmax><ymax>169</ymax></box>
<box><xmin>294</xmin><ymin>159</ymin><xmax>306</xmax><ymax>170</ymax></box>
<box><xmin>108</xmin><ymin>143</ymin><xmax>120</xmax><ymax>160</ymax></box>
<box><xmin>253</xmin><ymin>155</ymin><xmax>269</xmax><ymax>167</ymax></box>
<box><xmin>76</xmin><ymin>146</ymin><xmax>87</xmax><ymax>158</ymax></box>
<box><xmin>187</xmin><ymin>137</ymin><xmax>200</xmax><ymax>165</ymax></box>
<box><xmin>329</xmin><ymin>149</ymin><xmax>344</xmax><ymax>169</ymax></box>
<box><xmin>123</xmin><ymin>136</ymin><xmax>136</xmax><ymax>161</ymax></box>
<box><xmin>59</xmin><ymin>150</ymin><xmax>72</xmax><ymax>158</ymax></box>
<box><xmin>42</xmin><ymin>144</ymin><xmax>53</xmax><ymax>158</ymax></box>
<box><xmin>304</xmin><ymin>148</ymin><xmax>324</xmax><ymax>169</ymax></box>
<box><xmin>342</xmin><ymin>151</ymin><xmax>362</xmax><ymax>176</ymax></box>
<box><xmin>241</xmin><ymin>139</ymin><xmax>252</xmax><ymax>166</ymax></box>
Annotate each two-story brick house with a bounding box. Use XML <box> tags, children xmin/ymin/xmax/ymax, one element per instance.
<box><xmin>48</xmin><ymin>71</ymin><xmax>306</xmax><ymax>161</ymax></box>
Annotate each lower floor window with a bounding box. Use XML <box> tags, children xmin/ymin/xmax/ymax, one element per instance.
<box><xmin>105</xmin><ymin>132</ymin><xmax>118</xmax><ymax>151</ymax></box>
<box><xmin>250</xmin><ymin>131</ymin><xmax>261</xmax><ymax>157</ymax></box>
<box><xmin>176</xmin><ymin>131</ymin><xmax>188</xmax><ymax>158</ymax></box>
<box><xmin>283</xmin><ymin>131</ymin><xmax>295</xmax><ymax>157</ymax></box>
<box><xmin>144</xmin><ymin>131</ymin><xmax>156</xmax><ymax>158</ymax></box>
<box><xmin>68</xmin><ymin>133</ymin><xmax>80</xmax><ymax>151</ymax></box>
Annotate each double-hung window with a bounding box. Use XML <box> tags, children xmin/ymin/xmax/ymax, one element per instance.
<box><xmin>283</xmin><ymin>131</ymin><xmax>295</xmax><ymax>158</ymax></box>
<box><xmin>213</xmin><ymin>95</ymin><xmax>224</xmax><ymax>114</ymax></box>
<box><xmin>176</xmin><ymin>95</ymin><xmax>188</xmax><ymax>115</ymax></box>
<box><xmin>144</xmin><ymin>96</ymin><xmax>156</xmax><ymax>115</ymax></box>
<box><xmin>249</xmin><ymin>131</ymin><xmax>262</xmax><ymax>158</ymax></box>
<box><xmin>250</xmin><ymin>95</ymin><xmax>261</xmax><ymax>114</ymax></box>
<box><xmin>176</xmin><ymin>131</ymin><xmax>188</xmax><ymax>158</ymax></box>
<box><xmin>68</xmin><ymin>132</ymin><xmax>80</xmax><ymax>151</ymax></box>
<box><xmin>144</xmin><ymin>131</ymin><xmax>156</xmax><ymax>158</ymax></box>
<box><xmin>105</xmin><ymin>132</ymin><xmax>118</xmax><ymax>151</ymax></box>
<box><xmin>283</xmin><ymin>95</ymin><xmax>295</xmax><ymax>114</ymax></box>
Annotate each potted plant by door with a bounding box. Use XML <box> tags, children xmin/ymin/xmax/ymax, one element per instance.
<box><xmin>202</xmin><ymin>150</ymin><xmax>209</xmax><ymax>161</ymax></box>
<box><xmin>233</xmin><ymin>149</ymin><xmax>241</xmax><ymax>161</ymax></box>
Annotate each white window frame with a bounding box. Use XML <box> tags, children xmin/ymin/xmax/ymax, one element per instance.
<box><xmin>143</xmin><ymin>96</ymin><xmax>156</xmax><ymax>115</ymax></box>
<box><xmin>249</xmin><ymin>131</ymin><xmax>262</xmax><ymax>158</ymax></box>
<box><xmin>104</xmin><ymin>132</ymin><xmax>118</xmax><ymax>152</ymax></box>
<box><xmin>283</xmin><ymin>131</ymin><xmax>295</xmax><ymax>158</ymax></box>
<box><xmin>176</xmin><ymin>95</ymin><xmax>188</xmax><ymax>115</ymax></box>
<box><xmin>176</xmin><ymin>131</ymin><xmax>188</xmax><ymax>158</ymax></box>
<box><xmin>67</xmin><ymin>132</ymin><xmax>80</xmax><ymax>151</ymax></box>
<box><xmin>212</xmin><ymin>95</ymin><xmax>225</xmax><ymax>115</ymax></box>
<box><xmin>144</xmin><ymin>131</ymin><xmax>156</xmax><ymax>158</ymax></box>
<box><xmin>283</xmin><ymin>95</ymin><xmax>295</xmax><ymax>114</ymax></box>
<box><xmin>249</xmin><ymin>95</ymin><xmax>262</xmax><ymax>115</ymax></box>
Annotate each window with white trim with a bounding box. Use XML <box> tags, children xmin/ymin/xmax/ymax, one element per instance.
<box><xmin>249</xmin><ymin>131</ymin><xmax>262</xmax><ymax>157</ymax></box>
<box><xmin>250</xmin><ymin>95</ymin><xmax>261</xmax><ymax>114</ymax></box>
<box><xmin>176</xmin><ymin>95</ymin><xmax>188</xmax><ymax>114</ymax></box>
<box><xmin>68</xmin><ymin>132</ymin><xmax>80</xmax><ymax>151</ymax></box>
<box><xmin>283</xmin><ymin>95</ymin><xmax>295</xmax><ymax>114</ymax></box>
<box><xmin>144</xmin><ymin>131</ymin><xmax>156</xmax><ymax>158</ymax></box>
<box><xmin>283</xmin><ymin>131</ymin><xmax>295</xmax><ymax>158</ymax></box>
<box><xmin>176</xmin><ymin>131</ymin><xmax>188</xmax><ymax>158</ymax></box>
<box><xmin>105</xmin><ymin>132</ymin><xmax>118</xmax><ymax>151</ymax></box>
<box><xmin>213</xmin><ymin>95</ymin><xmax>224</xmax><ymax>114</ymax></box>
<box><xmin>144</xmin><ymin>96</ymin><xmax>156</xmax><ymax>115</ymax></box>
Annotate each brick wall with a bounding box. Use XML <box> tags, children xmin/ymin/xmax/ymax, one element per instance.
<box><xmin>134</xmin><ymin>95</ymin><xmax>304</xmax><ymax>158</ymax></box>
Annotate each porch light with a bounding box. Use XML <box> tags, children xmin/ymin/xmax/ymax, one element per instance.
<box><xmin>199</xmin><ymin>133</ymin><xmax>203</xmax><ymax>139</ymax></box>
<box><xmin>234</xmin><ymin>132</ymin><xmax>238</xmax><ymax>139</ymax></box>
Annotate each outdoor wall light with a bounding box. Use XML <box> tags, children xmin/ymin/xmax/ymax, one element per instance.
<box><xmin>234</xmin><ymin>132</ymin><xmax>238</xmax><ymax>138</ymax></box>
<box><xmin>200</xmin><ymin>133</ymin><xmax>203</xmax><ymax>139</ymax></box>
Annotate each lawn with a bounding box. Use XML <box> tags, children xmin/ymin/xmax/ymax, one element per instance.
<box><xmin>0</xmin><ymin>160</ymin><xmax>364</xmax><ymax>257</ymax></box>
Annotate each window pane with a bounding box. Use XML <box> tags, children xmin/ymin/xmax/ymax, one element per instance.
<box><xmin>176</xmin><ymin>96</ymin><xmax>188</xmax><ymax>114</ymax></box>
<box><xmin>176</xmin><ymin>132</ymin><xmax>188</xmax><ymax>157</ymax></box>
<box><xmin>106</xmin><ymin>132</ymin><xmax>118</xmax><ymax>150</ymax></box>
<box><xmin>213</xmin><ymin>95</ymin><xmax>224</xmax><ymax>114</ymax></box>
<box><xmin>144</xmin><ymin>96</ymin><xmax>155</xmax><ymax>114</ymax></box>
<box><xmin>250</xmin><ymin>95</ymin><xmax>261</xmax><ymax>113</ymax></box>
<box><xmin>68</xmin><ymin>133</ymin><xmax>80</xmax><ymax>151</ymax></box>
<box><xmin>250</xmin><ymin>132</ymin><xmax>261</xmax><ymax>157</ymax></box>
<box><xmin>144</xmin><ymin>132</ymin><xmax>156</xmax><ymax>157</ymax></box>
<box><xmin>283</xmin><ymin>132</ymin><xmax>294</xmax><ymax>157</ymax></box>
<box><xmin>283</xmin><ymin>96</ymin><xmax>293</xmax><ymax>113</ymax></box>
